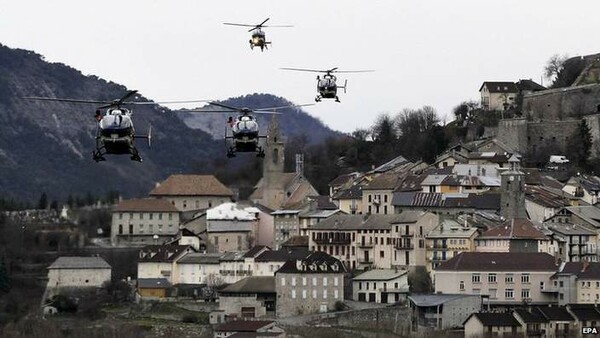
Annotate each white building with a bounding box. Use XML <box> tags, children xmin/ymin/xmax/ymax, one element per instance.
<box><xmin>207</xmin><ymin>203</ymin><xmax>261</xmax><ymax>253</ymax></box>
<box><xmin>111</xmin><ymin>198</ymin><xmax>180</xmax><ymax>246</ymax></box>
<box><xmin>47</xmin><ymin>256</ymin><xmax>111</xmax><ymax>290</ymax></box>
<box><xmin>137</xmin><ymin>245</ymin><xmax>194</xmax><ymax>284</ymax></box>
<box><xmin>352</xmin><ymin>269</ymin><xmax>409</xmax><ymax>304</ymax></box>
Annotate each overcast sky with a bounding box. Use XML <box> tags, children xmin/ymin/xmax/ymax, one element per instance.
<box><xmin>1</xmin><ymin>0</ymin><xmax>599</xmax><ymax>132</ymax></box>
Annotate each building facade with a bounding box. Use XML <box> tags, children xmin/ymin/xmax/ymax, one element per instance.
<box><xmin>111</xmin><ymin>198</ymin><xmax>180</xmax><ymax>246</ymax></box>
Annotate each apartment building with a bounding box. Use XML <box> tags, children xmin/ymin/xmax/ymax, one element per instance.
<box><xmin>425</xmin><ymin>218</ymin><xmax>478</xmax><ymax>271</ymax></box>
<box><xmin>111</xmin><ymin>198</ymin><xmax>180</xmax><ymax>246</ymax></box>
<box><xmin>149</xmin><ymin>174</ymin><xmax>234</xmax><ymax>212</ymax></box>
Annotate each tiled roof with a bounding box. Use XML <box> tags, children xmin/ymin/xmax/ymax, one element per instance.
<box><xmin>467</xmin><ymin>312</ymin><xmax>520</xmax><ymax>327</ymax></box>
<box><xmin>525</xmin><ymin>186</ymin><xmax>570</xmax><ymax>208</ymax></box>
<box><xmin>311</xmin><ymin>212</ymin><xmax>425</xmax><ymax>231</ymax></box>
<box><xmin>513</xmin><ymin>309</ymin><xmax>548</xmax><ymax>323</ymax></box>
<box><xmin>478</xmin><ymin>218</ymin><xmax>548</xmax><ymax>240</ymax></box>
<box><xmin>395</xmin><ymin>174</ymin><xmax>426</xmax><ymax>192</ymax></box>
<box><xmin>533</xmin><ymin>306</ymin><xmax>574</xmax><ymax>321</ymax></box>
<box><xmin>332</xmin><ymin>184</ymin><xmax>363</xmax><ymax>200</ymax></box>
<box><xmin>113</xmin><ymin>198</ymin><xmax>179</xmax><ymax>212</ymax></box>
<box><xmin>329</xmin><ymin>173</ymin><xmax>359</xmax><ymax>187</ymax></box>
<box><xmin>364</xmin><ymin>173</ymin><xmax>401</xmax><ymax>190</ymax></box>
<box><xmin>479</xmin><ymin>81</ymin><xmax>519</xmax><ymax>93</ymax></box>
<box><xmin>370</xmin><ymin>155</ymin><xmax>410</xmax><ymax>173</ymax></box>
<box><xmin>215</xmin><ymin>320</ymin><xmax>274</xmax><ymax>332</ymax></box>
<box><xmin>219</xmin><ymin>276</ymin><xmax>275</xmax><ymax>294</ymax></box>
<box><xmin>311</xmin><ymin>196</ymin><xmax>338</xmax><ymax>210</ymax></box>
<box><xmin>353</xmin><ymin>269</ymin><xmax>407</xmax><ymax>281</ymax></box>
<box><xmin>177</xmin><ymin>252</ymin><xmax>221</xmax><ymax>264</ymax></box>
<box><xmin>277</xmin><ymin>251</ymin><xmax>347</xmax><ymax>274</ymax></box>
<box><xmin>243</xmin><ymin>245</ymin><xmax>270</xmax><ymax>258</ymax></box>
<box><xmin>149</xmin><ymin>174</ymin><xmax>233</xmax><ymax>196</ymax></box>
<box><xmin>412</xmin><ymin>192</ymin><xmax>443</xmax><ymax>207</ymax></box>
<box><xmin>557</xmin><ymin>262</ymin><xmax>600</xmax><ymax>279</ymax></box>
<box><xmin>48</xmin><ymin>256</ymin><xmax>111</xmax><ymax>270</ymax></box>
<box><xmin>516</xmin><ymin>79</ymin><xmax>546</xmax><ymax>92</ymax></box>
<box><xmin>281</xmin><ymin>236</ymin><xmax>309</xmax><ymax>248</ymax></box>
<box><xmin>567</xmin><ymin>306</ymin><xmax>600</xmax><ymax>321</ymax></box>
<box><xmin>138</xmin><ymin>245</ymin><xmax>193</xmax><ymax>263</ymax></box>
<box><xmin>436</xmin><ymin>252</ymin><xmax>557</xmax><ymax>272</ymax></box>
<box><xmin>255</xmin><ymin>248</ymin><xmax>310</xmax><ymax>262</ymax></box>
<box><xmin>138</xmin><ymin>278</ymin><xmax>171</xmax><ymax>289</ymax></box>
<box><xmin>563</xmin><ymin>206</ymin><xmax>600</xmax><ymax>228</ymax></box>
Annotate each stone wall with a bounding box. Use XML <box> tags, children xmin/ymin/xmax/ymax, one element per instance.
<box><xmin>522</xmin><ymin>84</ymin><xmax>600</xmax><ymax>120</ymax></box>
<box><xmin>310</xmin><ymin>306</ymin><xmax>412</xmax><ymax>336</ymax></box>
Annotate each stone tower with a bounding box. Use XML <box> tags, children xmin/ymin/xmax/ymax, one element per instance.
<box><xmin>261</xmin><ymin>115</ymin><xmax>286</xmax><ymax>208</ymax></box>
<box><xmin>500</xmin><ymin>155</ymin><xmax>527</xmax><ymax>220</ymax></box>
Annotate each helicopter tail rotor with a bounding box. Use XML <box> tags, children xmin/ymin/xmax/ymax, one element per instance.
<box><xmin>147</xmin><ymin>125</ymin><xmax>152</xmax><ymax>149</ymax></box>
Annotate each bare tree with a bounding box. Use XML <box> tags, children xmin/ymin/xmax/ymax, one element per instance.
<box><xmin>544</xmin><ymin>54</ymin><xmax>569</xmax><ymax>80</ymax></box>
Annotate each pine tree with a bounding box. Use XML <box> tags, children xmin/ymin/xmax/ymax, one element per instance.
<box><xmin>37</xmin><ymin>192</ymin><xmax>48</xmax><ymax>210</ymax></box>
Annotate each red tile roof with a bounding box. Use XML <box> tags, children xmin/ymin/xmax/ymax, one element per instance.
<box><xmin>149</xmin><ymin>175</ymin><xmax>233</xmax><ymax>197</ymax></box>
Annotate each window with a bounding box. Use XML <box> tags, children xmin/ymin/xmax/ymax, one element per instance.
<box><xmin>323</xmin><ymin>277</ymin><xmax>328</xmax><ymax>286</ymax></box>
<box><xmin>488</xmin><ymin>273</ymin><xmax>497</xmax><ymax>283</ymax></box>
<box><xmin>334</xmin><ymin>289</ymin><xmax>339</xmax><ymax>299</ymax></box>
<box><xmin>323</xmin><ymin>290</ymin><xmax>328</xmax><ymax>299</ymax></box>
<box><xmin>459</xmin><ymin>281</ymin><xmax>465</xmax><ymax>291</ymax></box>
<box><xmin>505</xmin><ymin>289</ymin><xmax>514</xmax><ymax>299</ymax></box>
<box><xmin>140</xmin><ymin>213</ymin><xmax>144</xmax><ymax>220</ymax></box>
<box><xmin>312</xmin><ymin>290</ymin><xmax>317</xmax><ymax>299</ymax></box>
<box><xmin>281</xmin><ymin>277</ymin><xmax>286</xmax><ymax>286</ymax></box>
<box><xmin>313</xmin><ymin>277</ymin><xmax>317</xmax><ymax>286</ymax></box>
<box><xmin>302</xmin><ymin>290</ymin><xmax>307</xmax><ymax>299</ymax></box>
<box><xmin>183</xmin><ymin>200</ymin><xmax>187</xmax><ymax>209</ymax></box>
<box><xmin>334</xmin><ymin>277</ymin><xmax>339</xmax><ymax>286</ymax></box>
<box><xmin>118</xmin><ymin>224</ymin><xmax>123</xmax><ymax>234</ymax></box>
<box><xmin>149</xmin><ymin>213</ymin><xmax>153</xmax><ymax>220</ymax></box>
<box><xmin>358</xmin><ymin>282</ymin><xmax>362</xmax><ymax>290</ymax></box>
<box><xmin>472</xmin><ymin>274</ymin><xmax>481</xmax><ymax>284</ymax></box>
<box><xmin>292</xmin><ymin>290</ymin><xmax>296</xmax><ymax>299</ymax></box>
<box><xmin>521</xmin><ymin>289</ymin><xmax>530</xmax><ymax>299</ymax></box>
<box><xmin>158</xmin><ymin>213</ymin><xmax>163</xmax><ymax>220</ymax></box>
<box><xmin>292</xmin><ymin>277</ymin><xmax>296</xmax><ymax>286</ymax></box>
<box><xmin>521</xmin><ymin>274</ymin><xmax>530</xmax><ymax>284</ymax></box>
<box><xmin>302</xmin><ymin>277</ymin><xmax>307</xmax><ymax>286</ymax></box>
<box><xmin>119</xmin><ymin>213</ymin><xmax>123</xmax><ymax>220</ymax></box>
<box><xmin>559</xmin><ymin>281</ymin><xmax>564</xmax><ymax>287</ymax></box>
<box><xmin>380</xmin><ymin>251</ymin><xmax>384</xmax><ymax>258</ymax></box>
<box><xmin>168</xmin><ymin>213</ymin><xmax>173</xmax><ymax>221</ymax></box>
<box><xmin>505</xmin><ymin>274</ymin><xmax>514</xmax><ymax>284</ymax></box>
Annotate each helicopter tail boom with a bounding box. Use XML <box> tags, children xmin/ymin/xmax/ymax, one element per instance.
<box><xmin>134</xmin><ymin>125</ymin><xmax>152</xmax><ymax>148</ymax></box>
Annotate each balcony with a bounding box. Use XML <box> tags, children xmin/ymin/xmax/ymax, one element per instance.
<box><xmin>399</xmin><ymin>232</ymin><xmax>414</xmax><ymax>237</ymax></box>
<box><xmin>219</xmin><ymin>270</ymin><xmax>253</xmax><ymax>276</ymax></box>
<box><xmin>430</xmin><ymin>256</ymin><xmax>446</xmax><ymax>262</ymax></box>
<box><xmin>358</xmin><ymin>242</ymin><xmax>374</xmax><ymax>248</ymax></box>
<box><xmin>314</xmin><ymin>237</ymin><xmax>351</xmax><ymax>245</ymax></box>
<box><xmin>395</xmin><ymin>242</ymin><xmax>414</xmax><ymax>250</ymax></box>
<box><xmin>358</xmin><ymin>258</ymin><xmax>373</xmax><ymax>265</ymax></box>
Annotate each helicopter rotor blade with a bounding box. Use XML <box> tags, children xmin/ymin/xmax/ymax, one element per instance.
<box><xmin>280</xmin><ymin>67</ymin><xmax>329</xmax><ymax>73</ymax></box>
<box><xmin>179</xmin><ymin>110</ymin><xmax>241</xmax><ymax>113</ymax></box>
<box><xmin>121</xmin><ymin>99</ymin><xmax>211</xmax><ymax>105</ymax></box>
<box><xmin>330</xmin><ymin>70</ymin><xmax>375</xmax><ymax>73</ymax></box>
<box><xmin>206</xmin><ymin>101</ymin><xmax>242</xmax><ymax>111</ymax></box>
<box><xmin>117</xmin><ymin>90</ymin><xmax>139</xmax><ymax>105</ymax></box>
<box><xmin>258</xmin><ymin>18</ymin><xmax>270</xmax><ymax>27</ymax></box>
<box><xmin>22</xmin><ymin>97</ymin><xmax>113</xmax><ymax>104</ymax></box>
<box><xmin>262</xmin><ymin>25</ymin><xmax>294</xmax><ymax>28</ymax></box>
<box><xmin>223</xmin><ymin>23</ymin><xmax>256</xmax><ymax>27</ymax></box>
<box><xmin>252</xmin><ymin>111</ymin><xmax>282</xmax><ymax>115</ymax></box>
<box><xmin>254</xmin><ymin>103</ymin><xmax>315</xmax><ymax>111</ymax></box>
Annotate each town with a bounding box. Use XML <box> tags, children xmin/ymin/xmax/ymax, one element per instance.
<box><xmin>3</xmin><ymin>53</ymin><xmax>600</xmax><ymax>337</ymax></box>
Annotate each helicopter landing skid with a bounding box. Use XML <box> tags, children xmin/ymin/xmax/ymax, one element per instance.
<box><xmin>315</xmin><ymin>96</ymin><xmax>322</xmax><ymax>102</ymax></box>
<box><xmin>92</xmin><ymin>149</ymin><xmax>106</xmax><ymax>162</ymax></box>
<box><xmin>335</xmin><ymin>96</ymin><xmax>340</xmax><ymax>103</ymax></box>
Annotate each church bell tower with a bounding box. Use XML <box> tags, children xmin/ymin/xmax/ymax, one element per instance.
<box><xmin>500</xmin><ymin>155</ymin><xmax>527</xmax><ymax>220</ymax></box>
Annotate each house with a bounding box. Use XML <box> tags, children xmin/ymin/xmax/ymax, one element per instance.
<box><xmin>271</xmin><ymin>210</ymin><xmax>300</xmax><ymax>249</ymax></box>
<box><xmin>280</xmin><ymin>236</ymin><xmax>308</xmax><ymax>251</ymax></box>
<box><xmin>352</xmin><ymin>269</ymin><xmax>408</xmax><ymax>304</ymax></box>
<box><xmin>463</xmin><ymin>312</ymin><xmax>522</xmax><ymax>338</ymax></box>
<box><xmin>474</xmin><ymin>218</ymin><xmax>551</xmax><ymax>253</ymax></box>
<box><xmin>512</xmin><ymin>308</ymin><xmax>549</xmax><ymax>338</ymax></box>
<box><xmin>218</xmin><ymin>276</ymin><xmax>276</xmax><ymax>318</ymax></box>
<box><xmin>213</xmin><ymin>320</ymin><xmax>285</xmax><ymax>338</ymax></box>
<box><xmin>562</xmin><ymin>175</ymin><xmax>600</xmax><ymax>205</ymax></box>
<box><xmin>176</xmin><ymin>252</ymin><xmax>222</xmax><ymax>285</ymax></box>
<box><xmin>46</xmin><ymin>256</ymin><xmax>111</xmax><ymax>294</ymax></box>
<box><xmin>433</xmin><ymin>151</ymin><xmax>467</xmax><ymax>169</ymax></box>
<box><xmin>525</xmin><ymin>185</ymin><xmax>571</xmax><ymax>223</ymax></box>
<box><xmin>546</xmin><ymin>206</ymin><xmax>600</xmax><ymax>231</ymax></box>
<box><xmin>328</xmin><ymin>172</ymin><xmax>361</xmax><ymax>197</ymax></box>
<box><xmin>137</xmin><ymin>245</ymin><xmax>193</xmax><ymax>284</ymax></box>
<box><xmin>552</xmin><ymin>262</ymin><xmax>600</xmax><ymax>305</ymax></box>
<box><xmin>409</xmin><ymin>294</ymin><xmax>484</xmax><ymax>332</ymax></box>
<box><xmin>307</xmin><ymin>212</ymin><xmax>438</xmax><ymax>270</ymax></box>
<box><xmin>165</xmin><ymin>228</ymin><xmax>205</xmax><ymax>251</ymax></box>
<box><xmin>532</xmin><ymin>306</ymin><xmax>576</xmax><ymax>337</ymax></box>
<box><xmin>275</xmin><ymin>251</ymin><xmax>346</xmax><ymax>318</ymax></box>
<box><xmin>111</xmin><ymin>198</ymin><xmax>180</xmax><ymax>246</ymax></box>
<box><xmin>206</xmin><ymin>203</ymin><xmax>260</xmax><ymax>253</ymax></box>
<box><xmin>137</xmin><ymin>278</ymin><xmax>171</xmax><ymax>298</ymax></box>
<box><xmin>546</xmin><ymin>224</ymin><xmax>597</xmax><ymax>263</ymax></box>
<box><xmin>566</xmin><ymin>304</ymin><xmax>600</xmax><ymax>332</ymax></box>
<box><xmin>149</xmin><ymin>174</ymin><xmax>234</xmax><ymax>212</ymax></box>
<box><xmin>331</xmin><ymin>184</ymin><xmax>363</xmax><ymax>215</ymax></box>
<box><xmin>434</xmin><ymin>252</ymin><xmax>559</xmax><ymax>306</ymax></box>
<box><xmin>425</xmin><ymin>217</ymin><xmax>478</xmax><ymax>271</ymax></box>
<box><xmin>252</xmin><ymin>248</ymin><xmax>310</xmax><ymax>277</ymax></box>
<box><xmin>362</xmin><ymin>173</ymin><xmax>402</xmax><ymax>214</ymax></box>
<box><xmin>479</xmin><ymin>81</ymin><xmax>519</xmax><ymax>111</ymax></box>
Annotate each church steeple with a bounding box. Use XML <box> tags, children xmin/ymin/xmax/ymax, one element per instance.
<box><xmin>500</xmin><ymin>155</ymin><xmax>527</xmax><ymax>220</ymax></box>
<box><xmin>264</xmin><ymin>115</ymin><xmax>285</xmax><ymax>179</ymax></box>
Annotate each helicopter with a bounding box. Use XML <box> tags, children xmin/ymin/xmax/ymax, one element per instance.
<box><xmin>223</xmin><ymin>18</ymin><xmax>293</xmax><ymax>51</ymax></box>
<box><xmin>281</xmin><ymin>67</ymin><xmax>374</xmax><ymax>102</ymax></box>
<box><xmin>182</xmin><ymin>101</ymin><xmax>313</xmax><ymax>158</ymax></box>
<box><xmin>23</xmin><ymin>90</ymin><xmax>207</xmax><ymax>163</ymax></box>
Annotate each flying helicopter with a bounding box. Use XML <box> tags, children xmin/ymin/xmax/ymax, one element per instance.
<box><xmin>281</xmin><ymin>67</ymin><xmax>374</xmax><ymax>102</ymax></box>
<box><xmin>23</xmin><ymin>90</ymin><xmax>207</xmax><ymax>162</ymax></box>
<box><xmin>223</xmin><ymin>18</ymin><xmax>293</xmax><ymax>51</ymax></box>
<box><xmin>182</xmin><ymin>101</ymin><xmax>313</xmax><ymax>158</ymax></box>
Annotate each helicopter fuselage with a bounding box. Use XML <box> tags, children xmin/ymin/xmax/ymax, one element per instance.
<box><xmin>225</xmin><ymin>115</ymin><xmax>264</xmax><ymax>157</ymax></box>
<box><xmin>250</xmin><ymin>30</ymin><xmax>269</xmax><ymax>51</ymax></box>
<box><xmin>97</xmin><ymin>112</ymin><xmax>136</xmax><ymax>154</ymax></box>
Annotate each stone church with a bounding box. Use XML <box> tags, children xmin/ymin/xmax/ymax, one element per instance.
<box><xmin>249</xmin><ymin>116</ymin><xmax>318</xmax><ymax>210</ymax></box>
